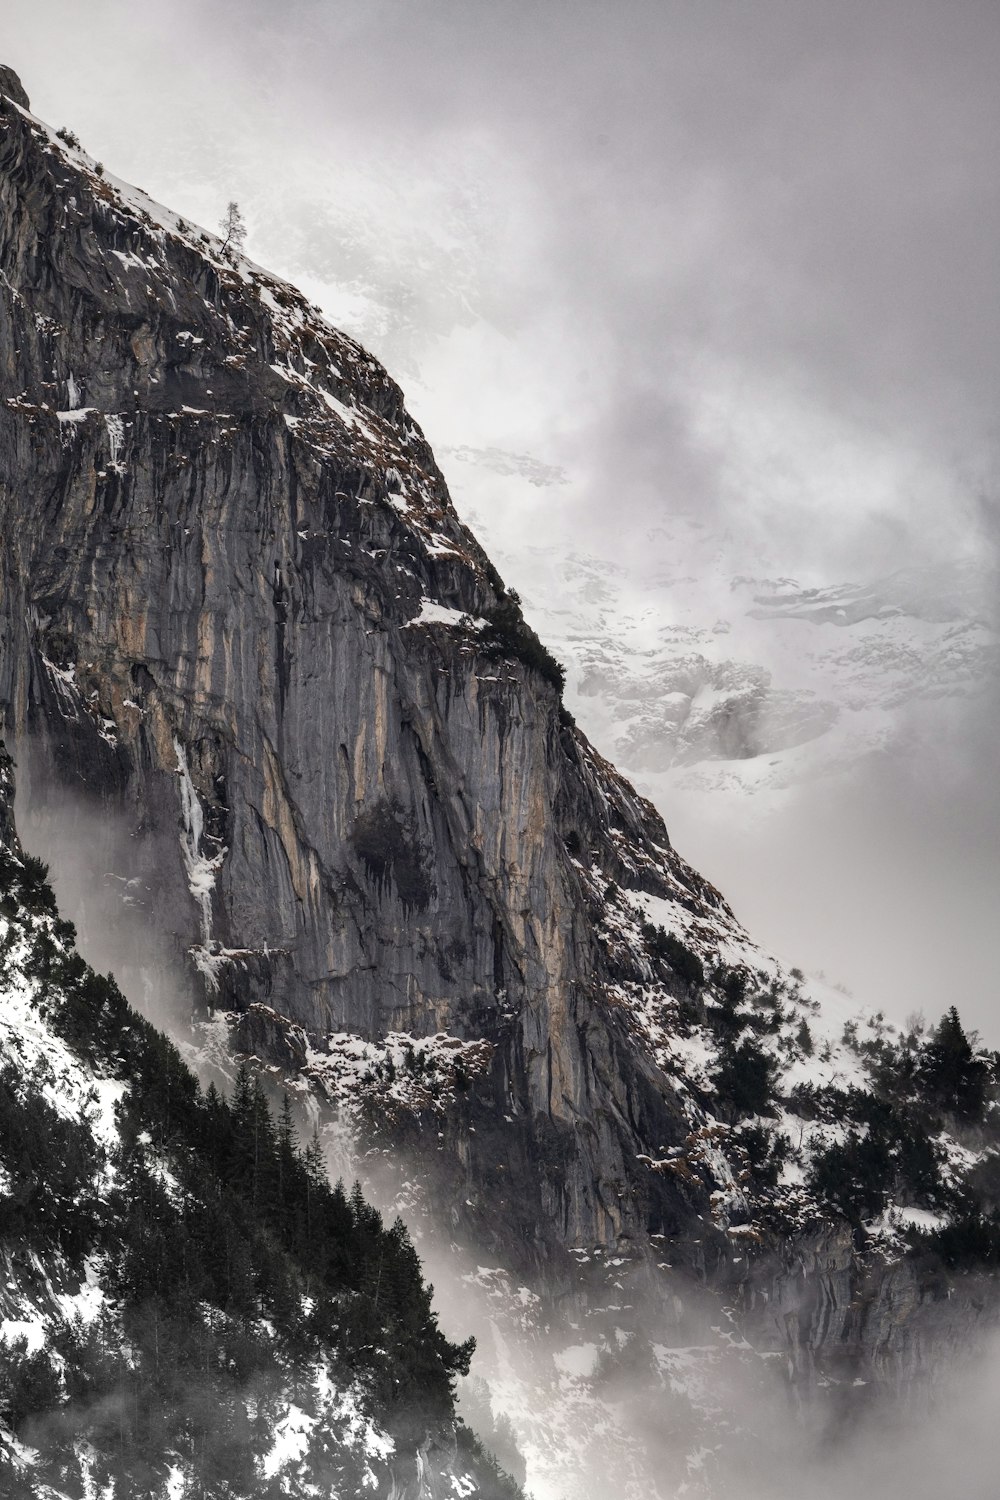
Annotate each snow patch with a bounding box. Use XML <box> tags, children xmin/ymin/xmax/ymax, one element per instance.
<box><xmin>103</xmin><ymin>412</ymin><xmax>125</xmax><ymax>472</ymax></box>
<box><xmin>406</xmin><ymin>599</ymin><xmax>484</xmax><ymax>630</ymax></box>
<box><xmin>173</xmin><ymin>737</ymin><xmax>227</xmax><ymax>950</ymax></box>
<box><xmin>553</xmin><ymin>1343</ymin><xmax>599</xmax><ymax>1380</ymax></box>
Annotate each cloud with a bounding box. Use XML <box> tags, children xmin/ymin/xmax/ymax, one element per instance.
<box><xmin>14</xmin><ymin>738</ymin><xmax>198</xmax><ymax>1038</ymax></box>
<box><xmin>6</xmin><ymin>0</ymin><xmax>999</xmax><ymax>1023</ymax></box>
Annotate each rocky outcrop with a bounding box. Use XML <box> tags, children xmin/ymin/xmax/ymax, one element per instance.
<box><xmin>0</xmin><ymin>67</ymin><xmax>28</xmax><ymax>111</ymax></box>
<box><xmin>731</xmin><ymin>1222</ymin><xmax>998</xmax><ymax>1405</ymax></box>
<box><xmin>1</xmin><ymin>66</ymin><xmax>997</xmax><ymax>1409</ymax></box>
<box><xmin>0</xmin><ymin>69</ymin><xmax>722</xmax><ymax>1276</ymax></box>
<box><xmin>0</xmin><ymin>740</ymin><xmax>511</xmax><ymax>1500</ymax></box>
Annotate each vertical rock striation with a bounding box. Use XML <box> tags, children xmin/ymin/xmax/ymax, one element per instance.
<box><xmin>2</xmin><ymin>66</ymin><xmax>997</xmax><ymax>1403</ymax></box>
<box><xmin>0</xmin><ymin>69</ymin><xmax>722</xmax><ymax>1275</ymax></box>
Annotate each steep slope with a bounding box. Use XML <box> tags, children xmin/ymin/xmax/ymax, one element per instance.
<box><xmin>3</xmin><ymin>66</ymin><xmax>1000</xmax><ymax>1457</ymax></box>
<box><xmin>0</xmin><ymin>744</ymin><xmax>522</xmax><ymax>1498</ymax></box>
<box><xmin>0</xmin><ymin>64</ymin><xmax>730</xmax><ymax>1277</ymax></box>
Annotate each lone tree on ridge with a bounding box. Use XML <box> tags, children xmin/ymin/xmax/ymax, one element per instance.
<box><xmin>219</xmin><ymin>200</ymin><xmax>246</xmax><ymax>256</ymax></box>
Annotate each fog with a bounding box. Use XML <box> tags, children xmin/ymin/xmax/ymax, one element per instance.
<box><xmin>6</xmin><ymin>0</ymin><xmax>999</xmax><ymax>1035</ymax></box>
<box><xmin>13</xmin><ymin>737</ymin><xmax>1000</xmax><ymax>1499</ymax></box>
<box><xmin>14</xmin><ymin>745</ymin><xmax>195</xmax><ymax>1034</ymax></box>
<box><xmin>654</xmin><ymin>678</ymin><xmax>1000</xmax><ymax>1037</ymax></box>
<box><xmin>4</xmin><ymin>7</ymin><xmax>1000</xmax><ymax>1487</ymax></box>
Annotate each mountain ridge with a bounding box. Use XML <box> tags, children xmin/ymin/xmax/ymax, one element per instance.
<box><xmin>3</xmin><ymin>65</ymin><xmax>1000</xmax><ymax>1498</ymax></box>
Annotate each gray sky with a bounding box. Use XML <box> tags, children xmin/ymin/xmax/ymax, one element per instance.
<box><xmin>10</xmin><ymin>0</ymin><xmax>999</xmax><ymax>568</ymax></box>
<box><xmin>6</xmin><ymin>1</ymin><xmax>1000</xmax><ymax>1033</ymax></box>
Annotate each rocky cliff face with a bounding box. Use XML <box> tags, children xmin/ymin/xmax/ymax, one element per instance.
<box><xmin>0</xmin><ymin>66</ymin><xmax>727</xmax><ymax>1276</ymax></box>
<box><xmin>2</xmin><ymin>65</ymin><xmax>998</xmax><ymax>1433</ymax></box>
<box><xmin>0</xmin><ymin>741</ymin><xmax>514</xmax><ymax>1500</ymax></box>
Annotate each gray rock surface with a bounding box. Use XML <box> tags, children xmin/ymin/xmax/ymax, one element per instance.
<box><xmin>0</xmin><ymin>67</ymin><xmax>28</xmax><ymax>111</ymax></box>
<box><xmin>1</xmin><ymin>78</ymin><xmax>996</xmax><ymax>1409</ymax></box>
<box><xmin>0</xmin><ymin>79</ymin><xmax>717</xmax><ymax>1276</ymax></box>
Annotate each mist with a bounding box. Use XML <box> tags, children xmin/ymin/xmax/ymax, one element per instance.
<box><xmin>256</xmin><ymin>1115</ymin><xmax>1000</xmax><ymax>1500</ymax></box>
<box><xmin>4</xmin><ymin>5</ymin><xmax>1000</xmax><ymax>1492</ymax></box>
<box><xmin>649</xmin><ymin>679</ymin><xmax>1000</xmax><ymax>1035</ymax></box>
<box><xmin>14</xmin><ymin>740</ymin><xmax>198</xmax><ymax>1040</ymax></box>
<box><xmin>6</xmin><ymin>0</ymin><xmax>997</xmax><ymax>1041</ymax></box>
<box><xmin>12</xmin><ymin>746</ymin><xmax>1000</xmax><ymax>1499</ymax></box>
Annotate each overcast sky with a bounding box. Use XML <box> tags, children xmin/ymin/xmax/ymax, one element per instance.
<box><xmin>10</xmin><ymin>1</ymin><xmax>1000</xmax><ymax>558</ymax></box>
<box><xmin>6</xmin><ymin>1</ymin><xmax>999</xmax><ymax>1033</ymax></box>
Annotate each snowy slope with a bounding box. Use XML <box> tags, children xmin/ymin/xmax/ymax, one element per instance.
<box><xmin>0</xmin><ymin>779</ymin><xmax>514</xmax><ymax>1500</ymax></box>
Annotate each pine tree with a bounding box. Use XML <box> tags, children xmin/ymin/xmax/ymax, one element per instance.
<box><xmin>715</xmin><ymin>1036</ymin><xmax>777</xmax><ymax>1118</ymax></box>
<box><xmin>302</xmin><ymin>1125</ymin><xmax>325</xmax><ymax>1185</ymax></box>
<box><xmin>218</xmin><ymin>200</ymin><xmax>246</xmax><ymax>256</ymax></box>
<box><xmin>276</xmin><ymin>1094</ymin><xmax>298</xmax><ymax>1215</ymax></box>
<box><xmin>920</xmin><ymin>1007</ymin><xmax>989</xmax><ymax>1121</ymax></box>
<box><xmin>228</xmin><ymin>1063</ymin><xmax>256</xmax><ymax>1200</ymax></box>
<box><xmin>300</xmin><ymin>1126</ymin><xmax>328</xmax><ymax>1264</ymax></box>
<box><xmin>248</xmin><ymin>1076</ymin><xmax>278</xmax><ymax>1217</ymax></box>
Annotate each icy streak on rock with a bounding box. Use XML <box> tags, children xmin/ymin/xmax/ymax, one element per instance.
<box><xmin>173</xmin><ymin>735</ymin><xmax>225</xmax><ymax>950</ymax></box>
<box><xmin>103</xmin><ymin>412</ymin><xmax>125</xmax><ymax>473</ymax></box>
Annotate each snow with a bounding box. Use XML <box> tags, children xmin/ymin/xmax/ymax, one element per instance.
<box><xmin>85</xmin><ymin>1077</ymin><xmax>127</xmax><ymax>1149</ymax></box>
<box><xmin>304</xmin><ymin>1027</ymin><xmax>493</xmax><ymax>1120</ymax></box>
<box><xmin>553</xmin><ymin>1343</ymin><xmax>599</xmax><ymax>1379</ymax></box>
<box><xmin>405</xmin><ymin>599</ymin><xmax>480</xmax><ymax>629</ymax></box>
<box><xmin>173</xmin><ymin>736</ymin><xmax>227</xmax><ymax>949</ymax></box>
<box><xmin>262</xmin><ymin>1403</ymin><xmax>313</xmax><ymax>1478</ymax></box>
<box><xmin>318</xmin><ymin>387</ymin><xmax>357</xmax><ymax>427</ymax></box>
<box><xmin>40</xmin><ymin>656</ymin><xmax>82</xmax><ymax>721</ymax></box>
<box><xmin>0</xmin><ymin>933</ymin><xmax>102</xmax><ymax>1131</ymax></box>
<box><xmin>885</xmin><ymin>1206</ymin><xmax>949</xmax><ymax>1233</ymax></box>
<box><xmin>103</xmin><ymin>412</ymin><xmax>125</xmax><ymax>472</ymax></box>
<box><xmin>165</xmin><ymin>1467</ymin><xmax>185</xmax><ymax>1500</ymax></box>
<box><xmin>54</xmin><ymin>1257</ymin><xmax>106</xmax><ymax>1327</ymax></box>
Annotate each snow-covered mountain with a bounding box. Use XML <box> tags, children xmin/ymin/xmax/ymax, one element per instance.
<box><xmin>0</xmin><ymin>746</ymin><xmax>519</xmax><ymax>1499</ymax></box>
<box><xmin>3</xmin><ymin>58</ymin><xmax>1000</xmax><ymax>1500</ymax></box>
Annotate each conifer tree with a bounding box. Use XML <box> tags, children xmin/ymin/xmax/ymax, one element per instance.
<box><xmin>218</xmin><ymin>199</ymin><xmax>246</xmax><ymax>256</ymax></box>
<box><xmin>921</xmin><ymin>1006</ymin><xmax>989</xmax><ymax>1121</ymax></box>
<box><xmin>276</xmin><ymin>1094</ymin><xmax>298</xmax><ymax>1215</ymax></box>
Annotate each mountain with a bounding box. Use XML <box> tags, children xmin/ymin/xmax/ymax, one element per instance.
<box><xmin>2</xmin><ymin>65</ymin><xmax>1000</xmax><ymax>1498</ymax></box>
<box><xmin>0</xmin><ymin>744</ymin><xmax>525</xmax><ymax>1498</ymax></box>
<box><xmin>456</xmin><ymin>486</ymin><xmax>999</xmax><ymax>1028</ymax></box>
